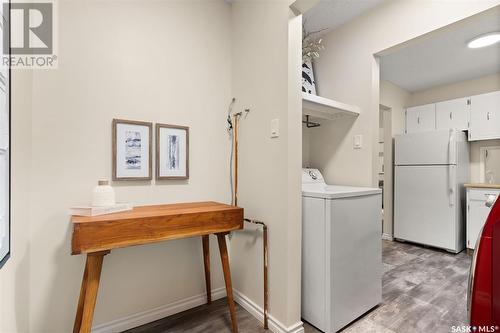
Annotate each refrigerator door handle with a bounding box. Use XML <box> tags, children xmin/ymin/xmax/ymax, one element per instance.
<box><xmin>448</xmin><ymin>129</ymin><xmax>455</xmax><ymax>206</ymax></box>
<box><xmin>449</xmin><ymin>165</ymin><xmax>455</xmax><ymax>206</ymax></box>
<box><xmin>448</xmin><ymin>129</ymin><xmax>455</xmax><ymax>164</ymax></box>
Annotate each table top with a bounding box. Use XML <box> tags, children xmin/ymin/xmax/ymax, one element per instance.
<box><xmin>72</xmin><ymin>201</ymin><xmax>240</xmax><ymax>224</ymax></box>
<box><xmin>72</xmin><ymin>202</ymin><xmax>244</xmax><ymax>254</ymax></box>
<box><xmin>464</xmin><ymin>183</ymin><xmax>500</xmax><ymax>190</ymax></box>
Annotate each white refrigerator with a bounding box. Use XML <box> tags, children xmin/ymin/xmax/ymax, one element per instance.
<box><xmin>394</xmin><ymin>129</ymin><xmax>469</xmax><ymax>253</ymax></box>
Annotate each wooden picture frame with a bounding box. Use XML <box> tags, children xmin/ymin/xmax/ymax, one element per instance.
<box><xmin>156</xmin><ymin>123</ymin><xmax>189</xmax><ymax>180</ymax></box>
<box><xmin>112</xmin><ymin>119</ymin><xmax>152</xmax><ymax>181</ymax></box>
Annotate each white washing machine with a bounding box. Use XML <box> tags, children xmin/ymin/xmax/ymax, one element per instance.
<box><xmin>301</xmin><ymin>168</ymin><xmax>382</xmax><ymax>332</ymax></box>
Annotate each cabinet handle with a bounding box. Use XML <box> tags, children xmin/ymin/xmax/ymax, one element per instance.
<box><xmin>417</xmin><ymin>116</ymin><xmax>420</xmax><ymax>124</ymax></box>
<box><xmin>487</xmin><ymin>112</ymin><xmax>491</xmax><ymax>120</ymax></box>
<box><xmin>449</xmin><ymin>112</ymin><xmax>452</xmax><ymax>120</ymax></box>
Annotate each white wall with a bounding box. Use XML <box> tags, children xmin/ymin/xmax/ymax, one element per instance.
<box><xmin>229</xmin><ymin>1</ymin><xmax>302</xmax><ymax>328</ymax></box>
<box><xmin>2</xmin><ymin>1</ymin><xmax>233</xmax><ymax>332</ymax></box>
<box><xmin>409</xmin><ymin>72</ymin><xmax>500</xmax><ymax>183</ymax></box>
<box><xmin>310</xmin><ymin>0</ymin><xmax>500</xmax><ymax>188</ymax></box>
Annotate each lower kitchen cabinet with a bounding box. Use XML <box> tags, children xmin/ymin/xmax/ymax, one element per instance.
<box><xmin>466</xmin><ymin>187</ymin><xmax>500</xmax><ymax>249</ymax></box>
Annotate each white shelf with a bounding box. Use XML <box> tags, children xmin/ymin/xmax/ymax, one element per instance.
<box><xmin>302</xmin><ymin>92</ymin><xmax>360</xmax><ymax>120</ymax></box>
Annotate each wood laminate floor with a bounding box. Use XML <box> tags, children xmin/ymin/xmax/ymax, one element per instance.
<box><xmin>125</xmin><ymin>240</ymin><xmax>471</xmax><ymax>333</ymax></box>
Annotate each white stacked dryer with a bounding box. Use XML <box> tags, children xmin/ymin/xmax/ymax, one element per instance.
<box><xmin>301</xmin><ymin>168</ymin><xmax>382</xmax><ymax>332</ymax></box>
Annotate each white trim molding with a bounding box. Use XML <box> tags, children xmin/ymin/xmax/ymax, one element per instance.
<box><xmin>92</xmin><ymin>288</ymin><xmax>227</xmax><ymax>333</ymax></box>
<box><xmin>92</xmin><ymin>288</ymin><xmax>304</xmax><ymax>333</ymax></box>
<box><xmin>233</xmin><ymin>289</ymin><xmax>304</xmax><ymax>333</ymax></box>
<box><xmin>382</xmin><ymin>233</ymin><xmax>393</xmax><ymax>241</ymax></box>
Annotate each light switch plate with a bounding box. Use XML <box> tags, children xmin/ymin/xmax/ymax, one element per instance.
<box><xmin>271</xmin><ymin>118</ymin><xmax>279</xmax><ymax>138</ymax></box>
<box><xmin>354</xmin><ymin>135</ymin><xmax>363</xmax><ymax>149</ymax></box>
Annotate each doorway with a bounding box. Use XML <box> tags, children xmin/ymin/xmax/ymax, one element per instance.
<box><xmin>379</xmin><ymin>104</ymin><xmax>393</xmax><ymax>240</ymax></box>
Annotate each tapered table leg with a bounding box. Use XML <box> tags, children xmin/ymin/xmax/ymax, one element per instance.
<box><xmin>217</xmin><ymin>233</ymin><xmax>238</xmax><ymax>333</ymax></box>
<box><xmin>202</xmin><ymin>235</ymin><xmax>211</xmax><ymax>304</ymax></box>
<box><xmin>73</xmin><ymin>251</ymin><xmax>109</xmax><ymax>333</ymax></box>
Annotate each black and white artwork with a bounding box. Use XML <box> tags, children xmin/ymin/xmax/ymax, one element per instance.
<box><xmin>167</xmin><ymin>134</ymin><xmax>180</xmax><ymax>170</ymax></box>
<box><xmin>113</xmin><ymin>119</ymin><xmax>152</xmax><ymax>180</ymax></box>
<box><xmin>125</xmin><ymin>130</ymin><xmax>141</xmax><ymax>170</ymax></box>
<box><xmin>302</xmin><ymin>60</ymin><xmax>317</xmax><ymax>95</ymax></box>
<box><xmin>156</xmin><ymin>124</ymin><xmax>189</xmax><ymax>180</ymax></box>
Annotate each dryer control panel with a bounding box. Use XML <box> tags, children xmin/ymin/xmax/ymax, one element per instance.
<box><xmin>302</xmin><ymin>168</ymin><xmax>325</xmax><ymax>184</ymax></box>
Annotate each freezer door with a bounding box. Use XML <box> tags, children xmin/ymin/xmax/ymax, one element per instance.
<box><xmin>395</xmin><ymin>130</ymin><xmax>457</xmax><ymax>165</ymax></box>
<box><xmin>394</xmin><ymin>165</ymin><xmax>457</xmax><ymax>251</ymax></box>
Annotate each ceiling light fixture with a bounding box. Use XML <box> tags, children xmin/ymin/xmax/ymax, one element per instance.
<box><xmin>468</xmin><ymin>32</ymin><xmax>500</xmax><ymax>49</ymax></box>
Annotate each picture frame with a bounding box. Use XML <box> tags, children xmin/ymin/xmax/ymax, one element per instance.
<box><xmin>112</xmin><ymin>119</ymin><xmax>152</xmax><ymax>181</ymax></box>
<box><xmin>156</xmin><ymin>123</ymin><xmax>189</xmax><ymax>180</ymax></box>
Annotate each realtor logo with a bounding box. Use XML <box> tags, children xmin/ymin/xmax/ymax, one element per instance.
<box><xmin>2</xmin><ymin>0</ymin><xmax>57</xmax><ymax>68</ymax></box>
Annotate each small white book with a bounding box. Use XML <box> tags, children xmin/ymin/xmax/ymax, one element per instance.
<box><xmin>70</xmin><ymin>203</ymin><xmax>133</xmax><ymax>217</ymax></box>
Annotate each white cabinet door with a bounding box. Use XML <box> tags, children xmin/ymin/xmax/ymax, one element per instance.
<box><xmin>436</xmin><ymin>97</ymin><xmax>470</xmax><ymax>131</ymax></box>
<box><xmin>406</xmin><ymin>104</ymin><xmax>435</xmax><ymax>133</ymax></box>
<box><xmin>466</xmin><ymin>188</ymin><xmax>500</xmax><ymax>249</ymax></box>
<box><xmin>469</xmin><ymin>91</ymin><xmax>500</xmax><ymax>141</ymax></box>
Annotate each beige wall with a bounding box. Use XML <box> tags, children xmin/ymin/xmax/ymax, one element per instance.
<box><xmin>3</xmin><ymin>1</ymin><xmax>234</xmax><ymax>332</ymax></box>
<box><xmin>229</xmin><ymin>1</ymin><xmax>302</xmax><ymax>328</ymax></box>
<box><xmin>302</xmin><ymin>124</ymin><xmax>310</xmax><ymax>167</ymax></box>
<box><xmin>2</xmin><ymin>1</ymin><xmax>304</xmax><ymax>332</ymax></box>
<box><xmin>409</xmin><ymin>73</ymin><xmax>500</xmax><ymax>183</ymax></box>
<box><xmin>0</xmin><ymin>71</ymin><xmax>33</xmax><ymax>333</ymax></box>
<box><xmin>310</xmin><ymin>0</ymin><xmax>500</xmax><ymax>188</ymax></box>
<box><xmin>408</xmin><ymin>72</ymin><xmax>500</xmax><ymax>107</ymax></box>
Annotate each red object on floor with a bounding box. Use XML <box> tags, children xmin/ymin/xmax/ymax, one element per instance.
<box><xmin>469</xmin><ymin>198</ymin><xmax>500</xmax><ymax>326</ymax></box>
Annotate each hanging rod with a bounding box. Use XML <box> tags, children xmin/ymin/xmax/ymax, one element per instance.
<box><xmin>302</xmin><ymin>115</ymin><xmax>320</xmax><ymax>128</ymax></box>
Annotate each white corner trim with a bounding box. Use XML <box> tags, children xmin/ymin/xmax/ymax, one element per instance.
<box><xmin>382</xmin><ymin>233</ymin><xmax>393</xmax><ymax>241</ymax></box>
<box><xmin>92</xmin><ymin>287</ymin><xmax>227</xmax><ymax>333</ymax></box>
<box><xmin>233</xmin><ymin>289</ymin><xmax>304</xmax><ymax>333</ymax></box>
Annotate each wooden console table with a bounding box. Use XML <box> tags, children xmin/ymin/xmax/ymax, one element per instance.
<box><xmin>71</xmin><ymin>201</ymin><xmax>244</xmax><ymax>333</ymax></box>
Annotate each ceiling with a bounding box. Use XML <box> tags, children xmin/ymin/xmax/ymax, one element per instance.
<box><xmin>380</xmin><ymin>9</ymin><xmax>500</xmax><ymax>93</ymax></box>
<box><xmin>303</xmin><ymin>0</ymin><xmax>387</xmax><ymax>35</ymax></box>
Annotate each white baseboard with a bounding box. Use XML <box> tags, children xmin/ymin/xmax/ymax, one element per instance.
<box><xmin>233</xmin><ymin>289</ymin><xmax>304</xmax><ymax>333</ymax></box>
<box><xmin>92</xmin><ymin>287</ymin><xmax>226</xmax><ymax>333</ymax></box>
<box><xmin>382</xmin><ymin>233</ymin><xmax>393</xmax><ymax>241</ymax></box>
<box><xmin>92</xmin><ymin>287</ymin><xmax>303</xmax><ymax>333</ymax></box>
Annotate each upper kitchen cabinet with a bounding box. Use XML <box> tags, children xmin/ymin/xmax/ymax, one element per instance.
<box><xmin>405</xmin><ymin>104</ymin><xmax>435</xmax><ymax>134</ymax></box>
<box><xmin>469</xmin><ymin>91</ymin><xmax>500</xmax><ymax>141</ymax></box>
<box><xmin>435</xmin><ymin>97</ymin><xmax>470</xmax><ymax>131</ymax></box>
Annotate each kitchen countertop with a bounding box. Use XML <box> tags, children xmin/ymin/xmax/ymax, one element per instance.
<box><xmin>464</xmin><ymin>183</ymin><xmax>500</xmax><ymax>189</ymax></box>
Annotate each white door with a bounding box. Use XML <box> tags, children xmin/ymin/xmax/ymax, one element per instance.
<box><xmin>436</xmin><ymin>97</ymin><xmax>469</xmax><ymax>131</ymax></box>
<box><xmin>467</xmin><ymin>189</ymin><xmax>499</xmax><ymax>249</ymax></box>
<box><xmin>406</xmin><ymin>104</ymin><xmax>436</xmax><ymax>133</ymax></box>
<box><xmin>302</xmin><ymin>196</ymin><xmax>326</xmax><ymax>331</ymax></box>
<box><xmin>395</xmin><ymin>165</ymin><xmax>457</xmax><ymax>251</ymax></box>
<box><xmin>470</xmin><ymin>91</ymin><xmax>500</xmax><ymax>141</ymax></box>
